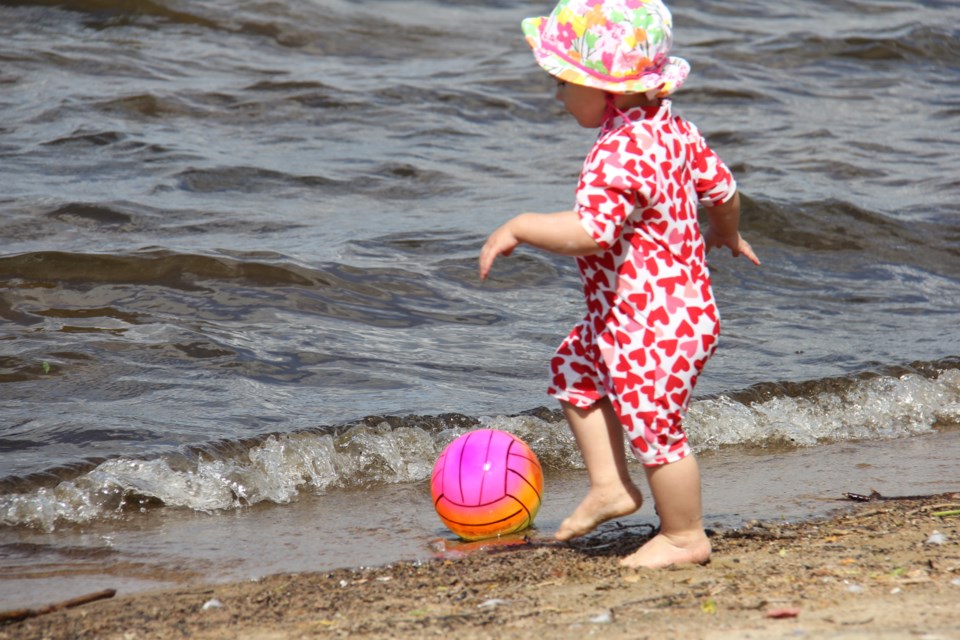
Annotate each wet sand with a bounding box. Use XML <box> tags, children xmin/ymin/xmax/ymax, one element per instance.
<box><xmin>3</xmin><ymin>492</ymin><xmax>960</xmax><ymax>639</ymax></box>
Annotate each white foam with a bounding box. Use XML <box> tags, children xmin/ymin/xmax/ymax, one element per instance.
<box><xmin>0</xmin><ymin>423</ymin><xmax>444</xmax><ymax>531</ymax></box>
<box><xmin>688</xmin><ymin>369</ymin><xmax>960</xmax><ymax>450</ymax></box>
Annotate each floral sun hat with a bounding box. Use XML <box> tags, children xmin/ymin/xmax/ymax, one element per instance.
<box><xmin>521</xmin><ymin>0</ymin><xmax>689</xmax><ymax>96</ymax></box>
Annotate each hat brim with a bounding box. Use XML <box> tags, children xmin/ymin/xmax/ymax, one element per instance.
<box><xmin>521</xmin><ymin>16</ymin><xmax>689</xmax><ymax>96</ymax></box>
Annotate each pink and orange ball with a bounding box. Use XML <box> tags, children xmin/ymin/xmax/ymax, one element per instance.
<box><xmin>431</xmin><ymin>429</ymin><xmax>543</xmax><ymax>541</ymax></box>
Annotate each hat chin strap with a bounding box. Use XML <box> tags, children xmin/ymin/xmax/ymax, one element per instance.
<box><xmin>602</xmin><ymin>84</ymin><xmax>666</xmax><ymax>129</ymax></box>
<box><xmin>603</xmin><ymin>92</ymin><xmax>627</xmax><ymax>127</ymax></box>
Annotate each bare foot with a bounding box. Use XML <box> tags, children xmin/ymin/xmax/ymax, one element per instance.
<box><xmin>555</xmin><ymin>483</ymin><xmax>643</xmax><ymax>541</ymax></box>
<box><xmin>619</xmin><ymin>531</ymin><xmax>711</xmax><ymax>569</ymax></box>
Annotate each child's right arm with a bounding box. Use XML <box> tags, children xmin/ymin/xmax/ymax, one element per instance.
<box><xmin>479</xmin><ymin>211</ymin><xmax>601</xmax><ymax>280</ymax></box>
<box><xmin>703</xmin><ymin>192</ymin><xmax>760</xmax><ymax>265</ymax></box>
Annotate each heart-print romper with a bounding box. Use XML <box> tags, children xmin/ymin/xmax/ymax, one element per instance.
<box><xmin>548</xmin><ymin>100</ymin><xmax>737</xmax><ymax>467</ymax></box>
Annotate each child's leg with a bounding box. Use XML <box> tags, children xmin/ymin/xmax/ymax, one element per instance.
<box><xmin>620</xmin><ymin>454</ymin><xmax>711</xmax><ymax>568</ymax></box>
<box><xmin>555</xmin><ymin>398</ymin><xmax>644</xmax><ymax>541</ymax></box>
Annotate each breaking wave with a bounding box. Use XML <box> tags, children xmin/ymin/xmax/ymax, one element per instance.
<box><xmin>2</xmin><ymin>361</ymin><xmax>957</xmax><ymax>531</ymax></box>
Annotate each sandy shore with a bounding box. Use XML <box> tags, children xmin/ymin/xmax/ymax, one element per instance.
<box><xmin>2</xmin><ymin>493</ymin><xmax>958</xmax><ymax>640</ymax></box>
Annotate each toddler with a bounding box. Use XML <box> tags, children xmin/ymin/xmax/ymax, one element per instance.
<box><xmin>479</xmin><ymin>0</ymin><xmax>760</xmax><ymax>568</ymax></box>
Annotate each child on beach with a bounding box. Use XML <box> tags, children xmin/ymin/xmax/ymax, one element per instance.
<box><xmin>479</xmin><ymin>0</ymin><xmax>760</xmax><ymax>568</ymax></box>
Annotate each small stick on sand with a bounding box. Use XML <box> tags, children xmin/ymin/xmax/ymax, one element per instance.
<box><xmin>844</xmin><ymin>490</ymin><xmax>958</xmax><ymax>503</ymax></box>
<box><xmin>0</xmin><ymin>588</ymin><xmax>117</xmax><ymax>624</ymax></box>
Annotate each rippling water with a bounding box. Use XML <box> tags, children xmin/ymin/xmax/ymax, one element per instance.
<box><xmin>1</xmin><ymin>0</ymin><xmax>959</xmax><ymax>609</ymax></box>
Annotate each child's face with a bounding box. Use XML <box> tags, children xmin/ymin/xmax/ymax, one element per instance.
<box><xmin>555</xmin><ymin>80</ymin><xmax>607</xmax><ymax>128</ymax></box>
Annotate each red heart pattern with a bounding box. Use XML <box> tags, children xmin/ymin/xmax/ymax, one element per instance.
<box><xmin>546</xmin><ymin>101</ymin><xmax>736</xmax><ymax>467</ymax></box>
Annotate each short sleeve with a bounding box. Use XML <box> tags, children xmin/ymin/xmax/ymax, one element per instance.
<box><xmin>573</xmin><ymin>132</ymin><xmax>645</xmax><ymax>250</ymax></box>
<box><xmin>685</xmin><ymin>122</ymin><xmax>737</xmax><ymax>206</ymax></box>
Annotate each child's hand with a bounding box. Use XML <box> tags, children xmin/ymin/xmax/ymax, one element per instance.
<box><xmin>705</xmin><ymin>230</ymin><xmax>761</xmax><ymax>266</ymax></box>
<box><xmin>703</xmin><ymin>192</ymin><xmax>760</xmax><ymax>265</ymax></box>
<box><xmin>479</xmin><ymin>222</ymin><xmax>520</xmax><ymax>280</ymax></box>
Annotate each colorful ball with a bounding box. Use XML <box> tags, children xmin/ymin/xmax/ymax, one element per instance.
<box><xmin>431</xmin><ymin>429</ymin><xmax>543</xmax><ymax>541</ymax></box>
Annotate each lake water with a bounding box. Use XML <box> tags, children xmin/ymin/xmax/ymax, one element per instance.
<box><xmin>1</xmin><ymin>0</ymin><xmax>959</xmax><ymax>610</ymax></box>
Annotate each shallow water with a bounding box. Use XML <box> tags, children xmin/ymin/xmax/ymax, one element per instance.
<box><xmin>1</xmin><ymin>0</ymin><xmax>959</xmax><ymax>611</ymax></box>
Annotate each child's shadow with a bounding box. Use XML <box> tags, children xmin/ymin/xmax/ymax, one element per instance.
<box><xmin>430</xmin><ymin>522</ymin><xmax>670</xmax><ymax>561</ymax></box>
<box><xmin>561</xmin><ymin>522</ymin><xmax>658</xmax><ymax>559</ymax></box>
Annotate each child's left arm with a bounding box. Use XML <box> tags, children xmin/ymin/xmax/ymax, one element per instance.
<box><xmin>479</xmin><ymin>210</ymin><xmax>600</xmax><ymax>280</ymax></box>
<box><xmin>703</xmin><ymin>192</ymin><xmax>761</xmax><ymax>265</ymax></box>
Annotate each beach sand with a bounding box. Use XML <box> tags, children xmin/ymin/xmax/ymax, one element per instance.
<box><xmin>3</xmin><ymin>493</ymin><xmax>958</xmax><ymax>640</ymax></box>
